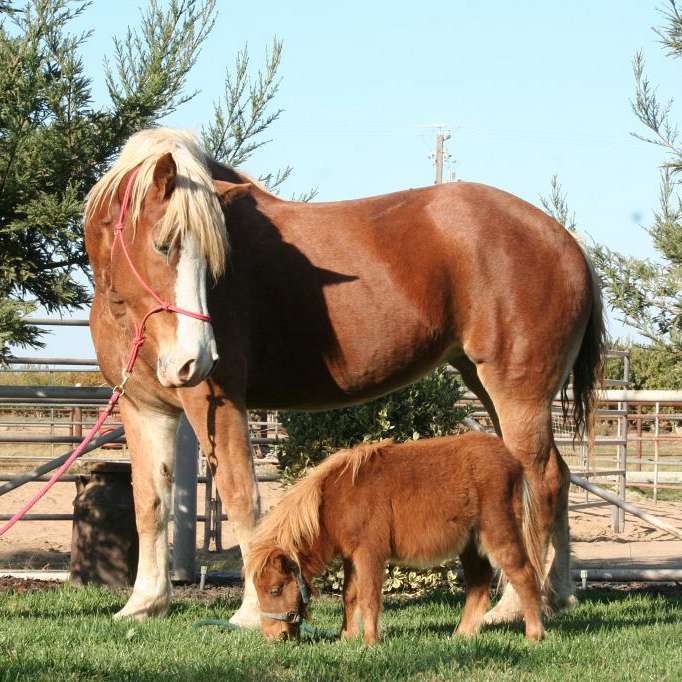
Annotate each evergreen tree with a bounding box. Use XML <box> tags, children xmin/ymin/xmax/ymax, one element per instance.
<box><xmin>0</xmin><ymin>0</ymin><xmax>287</xmax><ymax>359</ymax></box>
<box><xmin>591</xmin><ymin>1</ymin><xmax>682</xmax><ymax>354</ymax></box>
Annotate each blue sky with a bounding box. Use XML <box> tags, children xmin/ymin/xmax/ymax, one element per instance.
<box><xmin>23</xmin><ymin>1</ymin><xmax>681</xmax><ymax>358</ymax></box>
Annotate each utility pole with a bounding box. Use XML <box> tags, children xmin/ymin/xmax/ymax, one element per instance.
<box><xmin>433</xmin><ymin>131</ymin><xmax>451</xmax><ymax>184</ymax></box>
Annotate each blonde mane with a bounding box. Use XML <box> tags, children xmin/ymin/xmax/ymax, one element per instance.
<box><xmin>247</xmin><ymin>440</ymin><xmax>392</xmax><ymax>578</ymax></box>
<box><xmin>85</xmin><ymin>128</ymin><xmax>228</xmax><ymax>279</ymax></box>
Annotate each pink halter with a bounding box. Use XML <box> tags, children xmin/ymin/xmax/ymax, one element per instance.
<box><xmin>111</xmin><ymin>166</ymin><xmax>212</xmax><ymax>389</ymax></box>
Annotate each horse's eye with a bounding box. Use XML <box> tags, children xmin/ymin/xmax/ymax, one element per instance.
<box><xmin>153</xmin><ymin>241</ymin><xmax>171</xmax><ymax>256</ymax></box>
<box><xmin>269</xmin><ymin>586</ymin><xmax>282</xmax><ymax>596</ymax></box>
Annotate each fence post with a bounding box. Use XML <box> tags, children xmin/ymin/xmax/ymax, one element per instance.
<box><xmin>611</xmin><ymin>353</ymin><xmax>629</xmax><ymax>533</ymax></box>
<box><xmin>172</xmin><ymin>414</ymin><xmax>198</xmax><ymax>582</ymax></box>
<box><xmin>654</xmin><ymin>401</ymin><xmax>660</xmax><ymax>503</ymax></box>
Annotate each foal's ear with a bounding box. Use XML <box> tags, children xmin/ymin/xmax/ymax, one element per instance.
<box><xmin>153</xmin><ymin>152</ymin><xmax>177</xmax><ymax>200</ymax></box>
<box><xmin>269</xmin><ymin>550</ymin><xmax>295</xmax><ymax>575</ymax></box>
<box><xmin>214</xmin><ymin>180</ymin><xmax>252</xmax><ymax>204</ymax></box>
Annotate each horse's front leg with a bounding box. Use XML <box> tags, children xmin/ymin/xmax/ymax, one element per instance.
<box><xmin>114</xmin><ymin>401</ymin><xmax>179</xmax><ymax>620</ymax></box>
<box><xmin>184</xmin><ymin>393</ymin><xmax>261</xmax><ymax>628</ymax></box>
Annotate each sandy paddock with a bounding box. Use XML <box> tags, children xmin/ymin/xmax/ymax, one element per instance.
<box><xmin>0</xmin><ymin>475</ymin><xmax>680</xmax><ymax>574</ymax></box>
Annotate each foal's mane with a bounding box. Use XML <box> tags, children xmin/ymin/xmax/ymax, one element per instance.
<box><xmin>85</xmin><ymin>128</ymin><xmax>228</xmax><ymax>279</ymax></box>
<box><xmin>247</xmin><ymin>440</ymin><xmax>391</xmax><ymax>577</ymax></box>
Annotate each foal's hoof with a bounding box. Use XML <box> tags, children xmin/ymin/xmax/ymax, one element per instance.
<box><xmin>453</xmin><ymin>624</ymin><xmax>482</xmax><ymax>637</ymax></box>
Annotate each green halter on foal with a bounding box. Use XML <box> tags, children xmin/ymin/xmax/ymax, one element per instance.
<box><xmin>193</xmin><ymin>572</ymin><xmax>337</xmax><ymax>641</ymax></box>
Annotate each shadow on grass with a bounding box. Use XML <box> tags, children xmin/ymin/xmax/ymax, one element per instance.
<box><xmin>2</xmin><ymin>588</ymin><xmax>681</xmax><ymax>680</ymax></box>
<box><xmin>386</xmin><ymin>586</ymin><xmax>682</xmax><ymax>639</ymax></box>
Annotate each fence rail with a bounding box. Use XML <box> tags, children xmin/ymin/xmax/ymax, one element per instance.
<box><xmin>3</xmin><ymin>324</ymin><xmax>681</xmax><ymax>581</ymax></box>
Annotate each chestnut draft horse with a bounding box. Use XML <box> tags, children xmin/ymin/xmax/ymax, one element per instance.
<box><xmin>249</xmin><ymin>433</ymin><xmax>546</xmax><ymax>644</ymax></box>
<box><xmin>84</xmin><ymin>128</ymin><xmax>604</xmax><ymax>626</ymax></box>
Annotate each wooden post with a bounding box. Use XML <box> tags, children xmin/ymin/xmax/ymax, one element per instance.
<box><xmin>636</xmin><ymin>405</ymin><xmax>642</xmax><ymax>471</ymax></box>
<box><xmin>70</xmin><ymin>406</ymin><xmax>83</xmax><ymax>439</ymax></box>
<box><xmin>172</xmin><ymin>415</ymin><xmax>198</xmax><ymax>582</ymax></box>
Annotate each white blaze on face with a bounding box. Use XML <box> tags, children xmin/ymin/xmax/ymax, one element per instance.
<box><xmin>158</xmin><ymin>232</ymin><xmax>219</xmax><ymax>387</ymax></box>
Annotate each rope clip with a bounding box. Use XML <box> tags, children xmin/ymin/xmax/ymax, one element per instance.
<box><xmin>113</xmin><ymin>370</ymin><xmax>131</xmax><ymax>397</ymax></box>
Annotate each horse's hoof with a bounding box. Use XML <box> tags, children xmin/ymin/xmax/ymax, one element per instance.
<box><xmin>483</xmin><ymin>584</ymin><xmax>526</xmax><ymax>625</ymax></box>
<box><xmin>229</xmin><ymin>602</ymin><xmax>261</xmax><ymax>629</ymax></box>
<box><xmin>113</xmin><ymin>608</ymin><xmax>146</xmax><ymax>622</ymax></box>
<box><xmin>525</xmin><ymin>626</ymin><xmax>546</xmax><ymax>642</ymax></box>
<box><xmin>544</xmin><ymin>593</ymin><xmax>578</xmax><ymax>618</ymax></box>
<box><xmin>113</xmin><ymin>594</ymin><xmax>170</xmax><ymax>621</ymax></box>
<box><xmin>482</xmin><ymin>605</ymin><xmax>523</xmax><ymax>625</ymax></box>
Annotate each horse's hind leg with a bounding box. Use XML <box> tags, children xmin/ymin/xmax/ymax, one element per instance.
<box><xmin>114</xmin><ymin>401</ymin><xmax>179</xmax><ymax>620</ymax></box>
<box><xmin>449</xmin><ymin>355</ymin><xmax>501</xmax><ymax>435</ymax></box>
<box><xmin>472</xmin><ymin>386</ymin><xmax>572</xmax><ymax>623</ymax></box>
<box><xmin>546</xmin><ymin>454</ymin><xmax>576</xmax><ymax>612</ymax></box>
<box><xmin>183</xmin><ymin>388</ymin><xmax>261</xmax><ymax>628</ymax></box>
<box><xmin>454</xmin><ymin>538</ymin><xmax>493</xmax><ymax>637</ymax></box>
<box><xmin>468</xmin><ymin>362</ymin><xmax>571</xmax><ymax>624</ymax></box>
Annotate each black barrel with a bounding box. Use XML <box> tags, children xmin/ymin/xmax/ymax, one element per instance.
<box><xmin>70</xmin><ymin>461</ymin><xmax>138</xmax><ymax>587</ymax></box>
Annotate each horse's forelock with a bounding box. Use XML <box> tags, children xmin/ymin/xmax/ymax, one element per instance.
<box><xmin>85</xmin><ymin>128</ymin><xmax>228</xmax><ymax>279</ymax></box>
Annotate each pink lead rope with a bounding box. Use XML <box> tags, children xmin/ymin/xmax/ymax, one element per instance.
<box><xmin>0</xmin><ymin>166</ymin><xmax>212</xmax><ymax>536</ymax></box>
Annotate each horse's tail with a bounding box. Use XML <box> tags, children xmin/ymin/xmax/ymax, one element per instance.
<box><xmin>519</xmin><ymin>476</ymin><xmax>547</xmax><ymax>593</ymax></box>
<box><xmin>561</xmin><ymin>251</ymin><xmax>607</xmax><ymax>443</ymax></box>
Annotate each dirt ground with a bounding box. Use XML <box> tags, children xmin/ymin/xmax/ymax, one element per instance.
<box><xmin>0</xmin><ymin>477</ymin><xmax>680</xmax><ymax>572</ymax></box>
<box><xmin>0</xmin><ymin>479</ymin><xmax>284</xmax><ymax>570</ymax></box>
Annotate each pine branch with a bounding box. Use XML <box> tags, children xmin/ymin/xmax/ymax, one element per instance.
<box><xmin>539</xmin><ymin>174</ymin><xmax>577</xmax><ymax>232</ymax></box>
<box><xmin>202</xmin><ymin>37</ymin><xmax>284</xmax><ymax>168</ymax></box>
<box><xmin>105</xmin><ymin>0</ymin><xmax>216</xmax><ymax>124</ymax></box>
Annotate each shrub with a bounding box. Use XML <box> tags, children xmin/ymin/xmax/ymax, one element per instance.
<box><xmin>275</xmin><ymin>364</ymin><xmax>467</xmax><ymax>478</ymax></box>
<box><xmin>315</xmin><ymin>560</ymin><xmax>462</xmax><ymax>596</ymax></box>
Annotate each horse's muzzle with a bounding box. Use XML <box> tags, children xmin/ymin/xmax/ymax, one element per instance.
<box><xmin>157</xmin><ymin>346</ymin><xmax>219</xmax><ymax>388</ymax></box>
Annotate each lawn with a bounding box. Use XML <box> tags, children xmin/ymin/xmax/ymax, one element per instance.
<box><xmin>0</xmin><ymin>583</ymin><xmax>681</xmax><ymax>681</ymax></box>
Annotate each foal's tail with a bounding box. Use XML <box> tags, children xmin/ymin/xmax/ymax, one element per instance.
<box><xmin>519</xmin><ymin>477</ymin><xmax>547</xmax><ymax>592</ymax></box>
<box><xmin>562</xmin><ymin>252</ymin><xmax>607</xmax><ymax>443</ymax></box>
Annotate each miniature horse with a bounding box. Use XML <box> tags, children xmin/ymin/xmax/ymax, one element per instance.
<box><xmin>248</xmin><ymin>432</ymin><xmax>546</xmax><ymax>644</ymax></box>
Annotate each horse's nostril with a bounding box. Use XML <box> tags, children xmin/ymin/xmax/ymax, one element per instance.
<box><xmin>177</xmin><ymin>359</ymin><xmax>196</xmax><ymax>382</ymax></box>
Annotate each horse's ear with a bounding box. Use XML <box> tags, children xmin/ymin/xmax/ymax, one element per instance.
<box><xmin>153</xmin><ymin>152</ymin><xmax>177</xmax><ymax>200</ymax></box>
<box><xmin>214</xmin><ymin>180</ymin><xmax>252</xmax><ymax>204</ymax></box>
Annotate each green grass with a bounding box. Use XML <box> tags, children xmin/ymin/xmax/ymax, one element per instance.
<box><xmin>0</xmin><ymin>585</ymin><xmax>681</xmax><ymax>681</ymax></box>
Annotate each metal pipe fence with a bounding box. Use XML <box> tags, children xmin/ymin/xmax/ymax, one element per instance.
<box><xmin>2</xmin><ymin>323</ymin><xmax>680</xmax><ymax>581</ymax></box>
<box><xmin>0</xmin><ymin>376</ymin><xmax>283</xmax><ymax>578</ymax></box>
